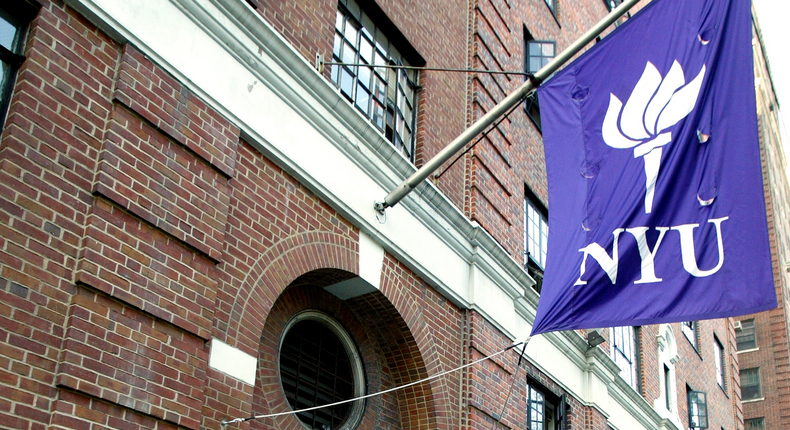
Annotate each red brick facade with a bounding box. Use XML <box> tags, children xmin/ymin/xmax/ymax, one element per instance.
<box><xmin>0</xmin><ymin>1</ymin><xmax>782</xmax><ymax>430</ymax></box>
<box><xmin>732</xmin><ymin>21</ymin><xmax>790</xmax><ymax>430</ymax></box>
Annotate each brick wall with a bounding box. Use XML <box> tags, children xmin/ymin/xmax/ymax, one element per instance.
<box><xmin>1</xmin><ymin>2</ymin><xmax>120</xmax><ymax>427</ymax></box>
<box><xmin>734</xmin><ymin>21</ymin><xmax>790</xmax><ymax>430</ymax></box>
<box><xmin>0</xmin><ymin>1</ymin><xmax>758</xmax><ymax>430</ymax></box>
<box><xmin>250</xmin><ymin>0</ymin><xmax>470</xmax><ymax>212</ymax></box>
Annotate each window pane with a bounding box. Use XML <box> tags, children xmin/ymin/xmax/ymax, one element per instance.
<box><xmin>542</xmin><ymin>43</ymin><xmax>554</xmax><ymax>57</ymax></box>
<box><xmin>335</xmin><ymin>11</ymin><xmax>343</xmax><ymax>31</ymax></box>
<box><xmin>340</xmin><ymin>68</ymin><xmax>355</xmax><ymax>98</ymax></box>
<box><xmin>345</xmin><ymin>21</ymin><xmax>358</xmax><ymax>44</ymax></box>
<box><xmin>0</xmin><ymin>15</ymin><xmax>17</xmax><ymax>51</ymax></box>
<box><xmin>358</xmin><ymin>63</ymin><xmax>371</xmax><ymax>89</ymax></box>
<box><xmin>737</xmin><ymin>319</ymin><xmax>757</xmax><ymax>350</ymax></box>
<box><xmin>528</xmin><ymin>386</ymin><xmax>545</xmax><ymax>430</ymax></box>
<box><xmin>280</xmin><ymin>320</ymin><xmax>354</xmax><ymax>429</ymax></box>
<box><xmin>355</xmin><ymin>84</ymin><xmax>370</xmax><ymax>115</ymax></box>
<box><xmin>745</xmin><ymin>418</ymin><xmax>765</xmax><ymax>430</ymax></box>
<box><xmin>359</xmin><ymin>36</ymin><xmax>373</xmax><ymax>63</ymax></box>
<box><xmin>740</xmin><ymin>368</ymin><xmax>762</xmax><ymax>400</ymax></box>
<box><xmin>529</xmin><ymin>42</ymin><xmax>542</xmax><ymax>56</ymax></box>
<box><xmin>529</xmin><ymin>58</ymin><xmax>542</xmax><ymax>74</ymax></box>
<box><xmin>341</xmin><ymin>41</ymin><xmax>356</xmax><ymax>65</ymax></box>
<box><xmin>373</xmin><ymin>75</ymin><xmax>386</xmax><ymax>102</ymax></box>
<box><xmin>334</xmin><ymin>0</ymin><xmax>418</xmax><ymax>161</ymax></box>
<box><xmin>682</xmin><ymin>321</ymin><xmax>697</xmax><ymax>349</ymax></box>
<box><xmin>715</xmin><ymin>338</ymin><xmax>725</xmax><ymax>387</ymax></box>
<box><xmin>374</xmin><ymin>50</ymin><xmax>386</xmax><ymax>69</ymax></box>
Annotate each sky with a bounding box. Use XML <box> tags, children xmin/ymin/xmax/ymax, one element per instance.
<box><xmin>752</xmin><ymin>0</ymin><xmax>790</xmax><ymax>178</ymax></box>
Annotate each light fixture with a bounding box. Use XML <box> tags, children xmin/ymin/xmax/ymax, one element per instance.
<box><xmin>587</xmin><ymin>329</ymin><xmax>605</xmax><ymax>349</ymax></box>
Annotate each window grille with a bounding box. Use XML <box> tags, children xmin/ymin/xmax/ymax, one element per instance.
<box><xmin>331</xmin><ymin>0</ymin><xmax>418</xmax><ymax>161</ymax></box>
<box><xmin>740</xmin><ymin>368</ymin><xmax>762</xmax><ymax>401</ymax></box>
<box><xmin>280</xmin><ymin>319</ymin><xmax>356</xmax><ymax>429</ymax></box>
<box><xmin>687</xmin><ymin>389</ymin><xmax>709</xmax><ymax>429</ymax></box>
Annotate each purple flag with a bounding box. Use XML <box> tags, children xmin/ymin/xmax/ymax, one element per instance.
<box><xmin>531</xmin><ymin>0</ymin><xmax>776</xmax><ymax>335</ymax></box>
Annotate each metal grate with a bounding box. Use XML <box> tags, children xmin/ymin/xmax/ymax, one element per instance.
<box><xmin>280</xmin><ymin>320</ymin><xmax>354</xmax><ymax>429</ymax></box>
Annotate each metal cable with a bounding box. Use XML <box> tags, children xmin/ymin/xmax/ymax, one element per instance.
<box><xmin>220</xmin><ymin>337</ymin><xmax>531</xmax><ymax>428</ymax></box>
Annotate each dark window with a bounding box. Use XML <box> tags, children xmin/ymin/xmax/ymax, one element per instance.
<box><xmin>0</xmin><ymin>1</ymin><xmax>37</xmax><ymax>131</ymax></box>
<box><xmin>527</xmin><ymin>383</ymin><xmax>567</xmax><ymax>430</ymax></box>
<box><xmin>736</xmin><ymin>319</ymin><xmax>756</xmax><ymax>350</ymax></box>
<box><xmin>332</xmin><ymin>0</ymin><xmax>418</xmax><ymax>161</ymax></box>
<box><xmin>524</xmin><ymin>189</ymin><xmax>548</xmax><ymax>270</ymax></box>
<box><xmin>604</xmin><ymin>0</ymin><xmax>622</xmax><ymax>11</ymax></box>
<box><xmin>611</xmin><ymin>326</ymin><xmax>639</xmax><ymax>391</ymax></box>
<box><xmin>744</xmin><ymin>418</ymin><xmax>765</xmax><ymax>430</ymax></box>
<box><xmin>687</xmin><ymin>388</ymin><xmax>709</xmax><ymax>429</ymax></box>
<box><xmin>682</xmin><ymin>321</ymin><xmax>698</xmax><ymax>350</ymax></box>
<box><xmin>714</xmin><ymin>336</ymin><xmax>725</xmax><ymax>388</ymax></box>
<box><xmin>524</xmin><ymin>187</ymin><xmax>548</xmax><ymax>294</ymax></box>
<box><xmin>523</xmin><ymin>28</ymin><xmax>555</xmax><ymax>132</ymax></box>
<box><xmin>279</xmin><ymin>317</ymin><xmax>363</xmax><ymax>429</ymax></box>
<box><xmin>664</xmin><ymin>364</ymin><xmax>672</xmax><ymax>410</ymax></box>
<box><xmin>740</xmin><ymin>368</ymin><xmax>762</xmax><ymax>401</ymax></box>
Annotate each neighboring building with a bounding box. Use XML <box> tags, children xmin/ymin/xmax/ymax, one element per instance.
<box><xmin>733</xmin><ymin>12</ymin><xmax>790</xmax><ymax>430</ymax></box>
<box><xmin>0</xmin><ymin>1</ymin><xmax>781</xmax><ymax>430</ymax></box>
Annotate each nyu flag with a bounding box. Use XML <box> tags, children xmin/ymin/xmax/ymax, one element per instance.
<box><xmin>531</xmin><ymin>0</ymin><xmax>776</xmax><ymax>335</ymax></box>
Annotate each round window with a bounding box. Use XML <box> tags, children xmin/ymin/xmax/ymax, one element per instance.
<box><xmin>279</xmin><ymin>311</ymin><xmax>365</xmax><ymax>430</ymax></box>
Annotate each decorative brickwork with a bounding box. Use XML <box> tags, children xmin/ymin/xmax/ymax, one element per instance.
<box><xmin>56</xmin><ymin>286</ymin><xmax>208</xmax><ymax>429</ymax></box>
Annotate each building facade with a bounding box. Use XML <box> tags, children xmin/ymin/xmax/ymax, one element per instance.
<box><xmin>732</xmin><ymin>15</ymin><xmax>790</xmax><ymax>430</ymax></box>
<box><xmin>0</xmin><ymin>0</ymin><xmax>781</xmax><ymax>430</ymax></box>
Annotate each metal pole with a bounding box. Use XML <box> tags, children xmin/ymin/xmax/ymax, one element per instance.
<box><xmin>375</xmin><ymin>0</ymin><xmax>641</xmax><ymax>212</ymax></box>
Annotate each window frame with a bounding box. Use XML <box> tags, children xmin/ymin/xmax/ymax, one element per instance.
<box><xmin>736</xmin><ymin>318</ymin><xmax>757</xmax><ymax>351</ymax></box>
<box><xmin>740</xmin><ymin>367</ymin><xmax>762</xmax><ymax>401</ymax></box>
<box><xmin>523</xmin><ymin>27</ymin><xmax>555</xmax><ymax>133</ymax></box>
<box><xmin>682</xmin><ymin>321</ymin><xmax>698</xmax><ymax>350</ymax></box>
<box><xmin>331</xmin><ymin>0</ymin><xmax>419</xmax><ymax>162</ymax></box>
<box><xmin>527</xmin><ymin>381</ymin><xmax>567</xmax><ymax>430</ymax></box>
<box><xmin>744</xmin><ymin>418</ymin><xmax>765</xmax><ymax>430</ymax></box>
<box><xmin>714</xmin><ymin>336</ymin><xmax>725</xmax><ymax>389</ymax></box>
<box><xmin>686</xmin><ymin>388</ymin><xmax>709</xmax><ymax>429</ymax></box>
<box><xmin>603</xmin><ymin>0</ymin><xmax>622</xmax><ymax>11</ymax></box>
<box><xmin>524</xmin><ymin>187</ymin><xmax>548</xmax><ymax>271</ymax></box>
<box><xmin>278</xmin><ymin>310</ymin><xmax>366</xmax><ymax>430</ymax></box>
<box><xmin>0</xmin><ymin>1</ymin><xmax>37</xmax><ymax>131</ymax></box>
<box><xmin>611</xmin><ymin>326</ymin><xmax>640</xmax><ymax>391</ymax></box>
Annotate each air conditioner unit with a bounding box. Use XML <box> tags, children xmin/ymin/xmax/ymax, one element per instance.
<box><xmin>734</xmin><ymin>321</ymin><xmax>743</xmax><ymax>331</ymax></box>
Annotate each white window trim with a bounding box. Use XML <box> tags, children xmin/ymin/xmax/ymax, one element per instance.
<box><xmin>654</xmin><ymin>324</ymin><xmax>682</xmax><ymax>428</ymax></box>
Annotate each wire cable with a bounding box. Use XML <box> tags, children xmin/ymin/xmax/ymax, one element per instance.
<box><xmin>490</xmin><ymin>340</ymin><xmax>529</xmax><ymax>430</ymax></box>
<box><xmin>220</xmin><ymin>337</ymin><xmax>531</xmax><ymax>428</ymax></box>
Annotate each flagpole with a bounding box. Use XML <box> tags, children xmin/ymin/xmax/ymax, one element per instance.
<box><xmin>374</xmin><ymin>0</ymin><xmax>642</xmax><ymax>213</ymax></box>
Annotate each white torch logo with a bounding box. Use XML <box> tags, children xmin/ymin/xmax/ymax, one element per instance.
<box><xmin>602</xmin><ymin>60</ymin><xmax>706</xmax><ymax>213</ymax></box>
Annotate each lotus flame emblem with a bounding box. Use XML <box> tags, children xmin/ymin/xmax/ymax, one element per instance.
<box><xmin>603</xmin><ymin>60</ymin><xmax>706</xmax><ymax>213</ymax></box>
